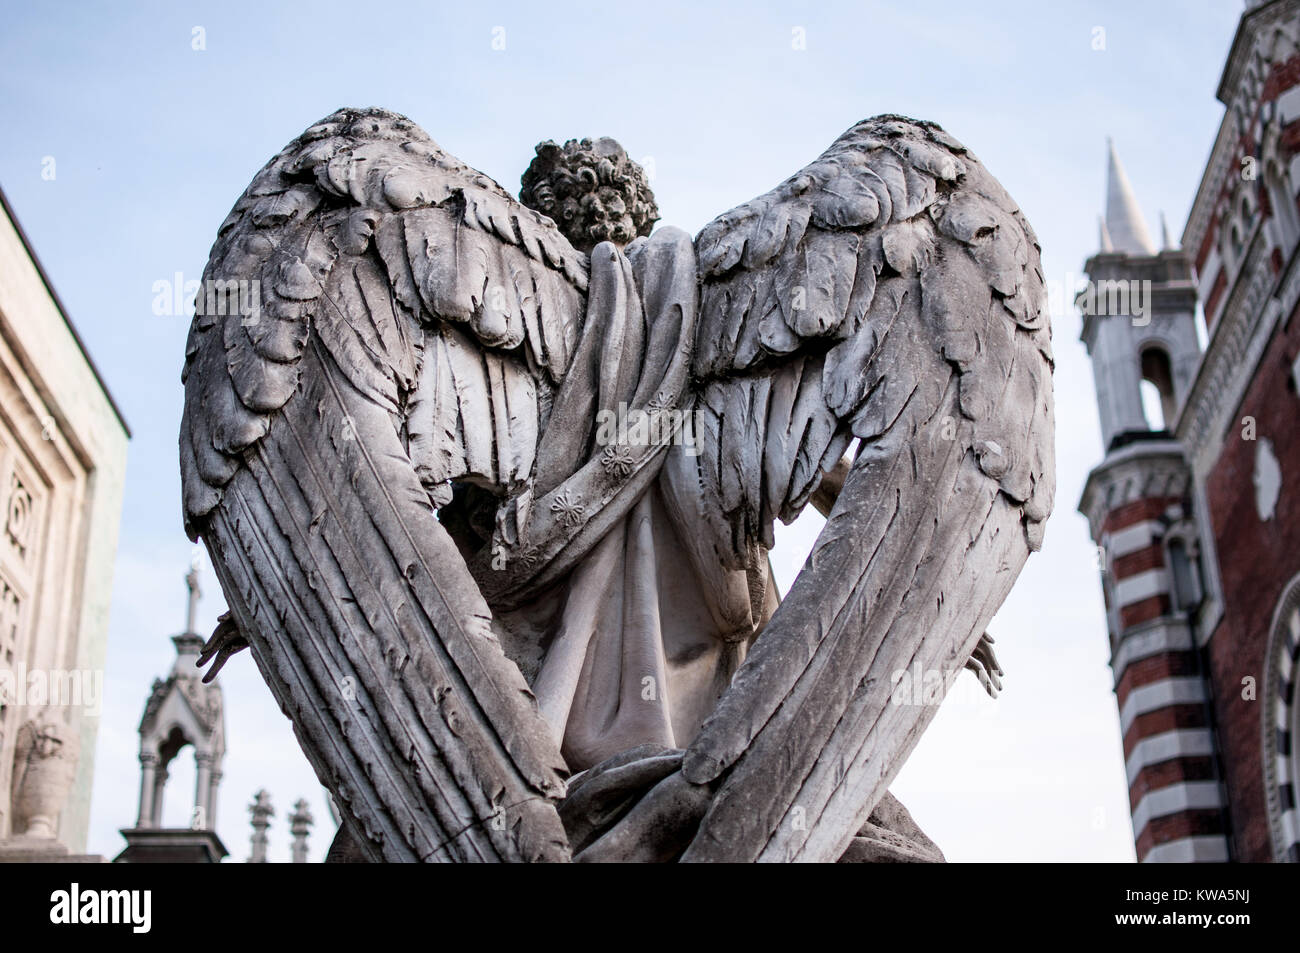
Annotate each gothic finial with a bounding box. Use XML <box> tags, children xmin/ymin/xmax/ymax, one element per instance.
<box><xmin>248</xmin><ymin>789</ymin><xmax>273</xmax><ymax>863</ymax></box>
<box><xmin>289</xmin><ymin>798</ymin><xmax>314</xmax><ymax>863</ymax></box>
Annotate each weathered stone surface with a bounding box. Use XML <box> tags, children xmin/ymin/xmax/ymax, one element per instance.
<box><xmin>0</xmin><ymin>836</ymin><xmax>105</xmax><ymax>863</ymax></box>
<box><xmin>114</xmin><ymin>828</ymin><xmax>227</xmax><ymax>864</ymax></box>
<box><xmin>0</xmin><ymin>193</ymin><xmax>130</xmax><ymax>855</ymax></box>
<box><xmin>182</xmin><ymin>107</ymin><xmax>1052</xmax><ymax>862</ymax></box>
<box><xmin>9</xmin><ymin>714</ymin><xmax>78</xmax><ymax>840</ymax></box>
<box><xmin>839</xmin><ymin>793</ymin><xmax>946</xmax><ymax>863</ymax></box>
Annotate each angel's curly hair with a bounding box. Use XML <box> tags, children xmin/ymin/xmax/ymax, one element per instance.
<box><xmin>520</xmin><ymin>137</ymin><xmax>659</xmax><ymax>252</ymax></box>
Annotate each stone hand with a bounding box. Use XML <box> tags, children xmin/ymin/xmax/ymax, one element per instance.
<box><xmin>964</xmin><ymin>631</ymin><xmax>1004</xmax><ymax>698</ymax></box>
<box><xmin>558</xmin><ymin>744</ymin><xmax>714</xmax><ymax>862</ymax></box>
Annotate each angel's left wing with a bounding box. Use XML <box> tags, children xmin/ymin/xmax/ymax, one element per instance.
<box><xmin>673</xmin><ymin>116</ymin><xmax>1054</xmax><ymax>862</ymax></box>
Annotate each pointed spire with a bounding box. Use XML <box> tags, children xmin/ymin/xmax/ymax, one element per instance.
<box><xmin>173</xmin><ymin>557</ymin><xmax>205</xmax><ymax>676</ymax></box>
<box><xmin>1105</xmin><ymin>138</ymin><xmax>1157</xmax><ymax>255</ymax></box>
<box><xmin>1098</xmin><ymin>215</ymin><xmax>1114</xmax><ymax>252</ymax></box>
<box><xmin>1159</xmin><ymin>211</ymin><xmax>1175</xmax><ymax>251</ymax></box>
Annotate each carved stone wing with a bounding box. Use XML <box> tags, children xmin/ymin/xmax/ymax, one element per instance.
<box><xmin>675</xmin><ymin>116</ymin><xmax>1054</xmax><ymax>861</ymax></box>
<box><xmin>179</xmin><ymin>107</ymin><xmax>588</xmax><ymax>862</ymax></box>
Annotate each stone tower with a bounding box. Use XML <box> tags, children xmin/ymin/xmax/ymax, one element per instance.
<box><xmin>115</xmin><ymin>566</ymin><xmax>229</xmax><ymax>863</ymax></box>
<box><xmin>1078</xmin><ymin>143</ymin><xmax>1230</xmax><ymax>862</ymax></box>
<box><xmin>1081</xmin><ymin>141</ymin><xmax>1202</xmax><ymax>445</ymax></box>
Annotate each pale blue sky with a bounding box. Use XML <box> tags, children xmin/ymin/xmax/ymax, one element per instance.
<box><xmin>0</xmin><ymin>0</ymin><xmax>1244</xmax><ymax>861</ymax></box>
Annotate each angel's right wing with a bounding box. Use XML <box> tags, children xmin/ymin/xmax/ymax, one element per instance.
<box><xmin>180</xmin><ymin>108</ymin><xmax>588</xmax><ymax>862</ymax></box>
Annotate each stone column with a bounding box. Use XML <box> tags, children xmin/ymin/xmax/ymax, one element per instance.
<box><xmin>207</xmin><ymin>768</ymin><xmax>222</xmax><ymax>830</ymax></box>
<box><xmin>136</xmin><ymin>753</ymin><xmax>158</xmax><ymax>829</ymax></box>
<box><xmin>193</xmin><ymin>754</ymin><xmax>213</xmax><ymax>830</ymax></box>
<box><xmin>150</xmin><ymin>766</ymin><xmax>168</xmax><ymax>827</ymax></box>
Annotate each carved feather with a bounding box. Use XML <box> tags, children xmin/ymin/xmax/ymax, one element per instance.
<box><xmin>679</xmin><ymin>115</ymin><xmax>1053</xmax><ymax>861</ymax></box>
<box><xmin>182</xmin><ymin>107</ymin><xmax>587</xmax><ymax>534</ymax></box>
<box><xmin>180</xmin><ymin>107</ymin><xmax>588</xmax><ymax>862</ymax></box>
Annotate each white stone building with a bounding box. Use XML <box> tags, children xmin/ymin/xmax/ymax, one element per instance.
<box><xmin>0</xmin><ymin>187</ymin><xmax>129</xmax><ymax>858</ymax></box>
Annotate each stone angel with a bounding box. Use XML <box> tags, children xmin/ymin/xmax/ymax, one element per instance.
<box><xmin>180</xmin><ymin>107</ymin><xmax>1052</xmax><ymax>862</ymax></box>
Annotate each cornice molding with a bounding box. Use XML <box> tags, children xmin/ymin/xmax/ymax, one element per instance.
<box><xmin>1177</xmin><ymin>230</ymin><xmax>1287</xmax><ymax>466</ymax></box>
<box><xmin>1077</xmin><ymin>441</ymin><xmax>1192</xmax><ymax>539</ymax></box>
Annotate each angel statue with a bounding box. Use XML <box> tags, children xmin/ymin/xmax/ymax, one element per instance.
<box><xmin>180</xmin><ymin>107</ymin><xmax>1053</xmax><ymax>863</ymax></box>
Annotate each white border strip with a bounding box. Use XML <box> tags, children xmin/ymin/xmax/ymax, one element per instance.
<box><xmin>1125</xmin><ymin>729</ymin><xmax>1217</xmax><ymax>785</ymax></box>
<box><xmin>1105</xmin><ymin>520</ymin><xmax>1162</xmax><ymax>559</ymax></box>
<box><xmin>1111</xmin><ymin>620</ymin><xmax>1195</xmax><ymax>686</ymax></box>
<box><xmin>1132</xmin><ymin>781</ymin><xmax>1223</xmax><ymax>836</ymax></box>
<box><xmin>1142</xmin><ymin>835</ymin><xmax>1229</xmax><ymax>863</ymax></box>
<box><xmin>1120</xmin><ymin>677</ymin><xmax>1207</xmax><ymax>735</ymax></box>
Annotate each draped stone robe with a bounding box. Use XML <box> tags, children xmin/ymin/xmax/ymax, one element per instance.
<box><xmin>480</xmin><ymin>226</ymin><xmax>778</xmax><ymax>773</ymax></box>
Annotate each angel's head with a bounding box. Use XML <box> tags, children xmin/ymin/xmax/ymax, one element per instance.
<box><xmin>520</xmin><ymin>136</ymin><xmax>659</xmax><ymax>253</ymax></box>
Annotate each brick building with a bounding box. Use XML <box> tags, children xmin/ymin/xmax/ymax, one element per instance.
<box><xmin>1079</xmin><ymin>0</ymin><xmax>1300</xmax><ymax>862</ymax></box>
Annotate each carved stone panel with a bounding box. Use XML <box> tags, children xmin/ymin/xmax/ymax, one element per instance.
<box><xmin>0</xmin><ymin>459</ymin><xmax>43</xmax><ymax>579</ymax></box>
<box><xmin>5</xmin><ymin>472</ymin><xmax>33</xmax><ymax>559</ymax></box>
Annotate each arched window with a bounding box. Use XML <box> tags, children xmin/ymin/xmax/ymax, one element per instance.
<box><xmin>1139</xmin><ymin>381</ymin><xmax>1165</xmax><ymax>430</ymax></box>
<box><xmin>154</xmin><ymin>725</ymin><xmax>198</xmax><ymax>828</ymax></box>
<box><xmin>1139</xmin><ymin>345</ymin><xmax>1176</xmax><ymax>430</ymax></box>
<box><xmin>1165</xmin><ymin>534</ymin><xmax>1203</xmax><ymax>613</ymax></box>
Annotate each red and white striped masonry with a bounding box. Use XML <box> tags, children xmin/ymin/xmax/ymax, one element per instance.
<box><xmin>1101</xmin><ymin>496</ymin><xmax>1229</xmax><ymax>862</ymax></box>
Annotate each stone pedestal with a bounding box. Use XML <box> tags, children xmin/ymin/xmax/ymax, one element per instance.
<box><xmin>0</xmin><ymin>836</ymin><xmax>105</xmax><ymax>863</ymax></box>
<box><xmin>114</xmin><ymin>828</ymin><xmax>228</xmax><ymax>863</ymax></box>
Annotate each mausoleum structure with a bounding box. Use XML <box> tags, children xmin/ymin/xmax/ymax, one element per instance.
<box><xmin>116</xmin><ymin>568</ymin><xmax>228</xmax><ymax>863</ymax></box>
